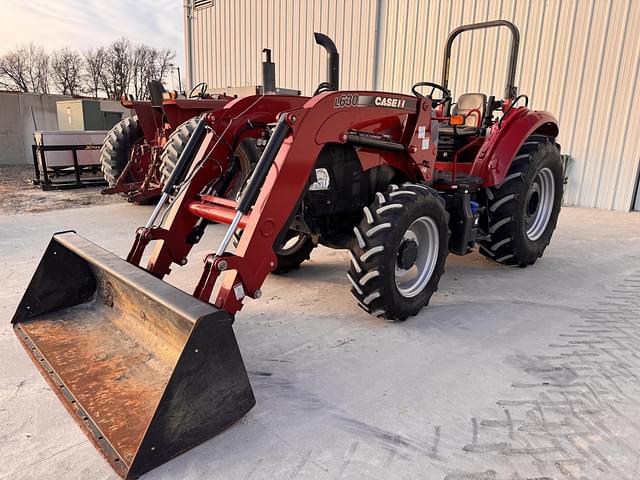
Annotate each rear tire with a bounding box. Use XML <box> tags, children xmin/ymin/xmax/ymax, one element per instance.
<box><xmin>347</xmin><ymin>184</ymin><xmax>450</xmax><ymax>321</ymax></box>
<box><xmin>479</xmin><ymin>135</ymin><xmax>563</xmax><ymax>266</ymax></box>
<box><xmin>100</xmin><ymin>116</ymin><xmax>143</xmax><ymax>186</ymax></box>
<box><xmin>160</xmin><ymin>118</ymin><xmax>255</xmax><ymax>199</ymax></box>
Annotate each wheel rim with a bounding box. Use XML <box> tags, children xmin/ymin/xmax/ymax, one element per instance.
<box><xmin>277</xmin><ymin>232</ymin><xmax>308</xmax><ymax>256</ymax></box>
<box><xmin>525</xmin><ymin>167</ymin><xmax>555</xmax><ymax>241</ymax></box>
<box><xmin>394</xmin><ymin>216</ymin><xmax>440</xmax><ymax>298</ymax></box>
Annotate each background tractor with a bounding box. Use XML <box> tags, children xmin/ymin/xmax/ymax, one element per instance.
<box><xmin>99</xmin><ymin>83</ymin><xmax>235</xmax><ymax>203</ymax></box>
<box><xmin>99</xmin><ymin>48</ymin><xmax>292</xmax><ymax>204</ymax></box>
<box><xmin>12</xmin><ymin>22</ymin><xmax>562</xmax><ymax>479</ymax></box>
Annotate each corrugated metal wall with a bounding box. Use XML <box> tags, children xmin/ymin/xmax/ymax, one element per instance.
<box><xmin>190</xmin><ymin>0</ymin><xmax>378</xmax><ymax>96</ymax></box>
<box><xmin>188</xmin><ymin>0</ymin><xmax>640</xmax><ymax>211</ymax></box>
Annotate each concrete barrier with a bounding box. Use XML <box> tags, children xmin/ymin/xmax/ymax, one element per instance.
<box><xmin>0</xmin><ymin>92</ymin><xmax>69</xmax><ymax>165</ymax></box>
<box><xmin>0</xmin><ymin>92</ymin><xmax>129</xmax><ymax>166</ymax></box>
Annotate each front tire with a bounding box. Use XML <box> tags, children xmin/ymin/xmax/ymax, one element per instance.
<box><xmin>479</xmin><ymin>135</ymin><xmax>563</xmax><ymax>266</ymax></box>
<box><xmin>347</xmin><ymin>184</ymin><xmax>450</xmax><ymax>321</ymax></box>
<box><xmin>159</xmin><ymin>117</ymin><xmax>199</xmax><ymax>189</ymax></box>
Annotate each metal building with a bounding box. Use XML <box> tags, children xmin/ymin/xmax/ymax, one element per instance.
<box><xmin>184</xmin><ymin>0</ymin><xmax>640</xmax><ymax>211</ymax></box>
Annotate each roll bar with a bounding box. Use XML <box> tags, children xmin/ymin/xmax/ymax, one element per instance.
<box><xmin>441</xmin><ymin>20</ymin><xmax>520</xmax><ymax>100</ymax></box>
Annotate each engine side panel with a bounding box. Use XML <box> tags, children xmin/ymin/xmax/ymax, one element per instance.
<box><xmin>303</xmin><ymin>144</ymin><xmax>399</xmax><ymax>248</ymax></box>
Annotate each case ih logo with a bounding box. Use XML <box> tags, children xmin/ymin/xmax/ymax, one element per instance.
<box><xmin>333</xmin><ymin>94</ymin><xmax>414</xmax><ymax>110</ymax></box>
<box><xmin>373</xmin><ymin>96</ymin><xmax>406</xmax><ymax>108</ymax></box>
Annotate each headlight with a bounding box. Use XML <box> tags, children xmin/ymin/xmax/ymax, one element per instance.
<box><xmin>309</xmin><ymin>168</ymin><xmax>331</xmax><ymax>191</ymax></box>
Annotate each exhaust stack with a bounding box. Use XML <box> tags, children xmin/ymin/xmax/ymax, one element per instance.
<box><xmin>261</xmin><ymin>48</ymin><xmax>277</xmax><ymax>94</ymax></box>
<box><xmin>313</xmin><ymin>32</ymin><xmax>339</xmax><ymax>90</ymax></box>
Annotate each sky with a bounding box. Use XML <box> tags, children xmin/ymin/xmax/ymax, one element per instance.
<box><xmin>0</xmin><ymin>0</ymin><xmax>185</xmax><ymax>87</ymax></box>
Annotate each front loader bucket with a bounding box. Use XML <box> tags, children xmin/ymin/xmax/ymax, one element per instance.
<box><xmin>12</xmin><ymin>232</ymin><xmax>255</xmax><ymax>479</ymax></box>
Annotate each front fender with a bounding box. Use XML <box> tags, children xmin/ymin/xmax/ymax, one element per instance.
<box><xmin>471</xmin><ymin>109</ymin><xmax>559</xmax><ymax>187</ymax></box>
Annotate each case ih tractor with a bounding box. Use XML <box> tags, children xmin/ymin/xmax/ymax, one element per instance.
<box><xmin>12</xmin><ymin>22</ymin><xmax>562</xmax><ymax>478</ymax></box>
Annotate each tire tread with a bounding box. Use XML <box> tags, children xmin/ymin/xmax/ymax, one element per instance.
<box><xmin>347</xmin><ymin>183</ymin><xmax>450</xmax><ymax>321</ymax></box>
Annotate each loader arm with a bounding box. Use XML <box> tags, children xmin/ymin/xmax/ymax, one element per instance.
<box><xmin>193</xmin><ymin>91</ymin><xmax>435</xmax><ymax>314</ymax></box>
<box><xmin>161</xmin><ymin>97</ymin><xmax>232</xmax><ymax>127</ymax></box>
<box><xmin>127</xmin><ymin>95</ymin><xmax>310</xmax><ymax>278</ymax></box>
<box><xmin>121</xmin><ymin>99</ymin><xmax>163</xmax><ymax>141</ymax></box>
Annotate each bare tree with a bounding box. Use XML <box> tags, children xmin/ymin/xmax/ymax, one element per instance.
<box><xmin>83</xmin><ymin>47</ymin><xmax>107</xmax><ymax>98</ymax></box>
<box><xmin>155</xmin><ymin>48</ymin><xmax>175</xmax><ymax>85</ymax></box>
<box><xmin>0</xmin><ymin>43</ymin><xmax>50</xmax><ymax>93</ymax></box>
<box><xmin>0</xmin><ymin>50</ymin><xmax>29</xmax><ymax>91</ymax></box>
<box><xmin>101</xmin><ymin>38</ymin><xmax>133</xmax><ymax>100</ymax></box>
<box><xmin>51</xmin><ymin>48</ymin><xmax>83</xmax><ymax>95</ymax></box>
<box><xmin>131</xmin><ymin>45</ymin><xmax>176</xmax><ymax>100</ymax></box>
<box><xmin>131</xmin><ymin>44</ymin><xmax>152</xmax><ymax>99</ymax></box>
<box><xmin>25</xmin><ymin>44</ymin><xmax>50</xmax><ymax>93</ymax></box>
<box><xmin>1</xmin><ymin>40</ymin><xmax>175</xmax><ymax>98</ymax></box>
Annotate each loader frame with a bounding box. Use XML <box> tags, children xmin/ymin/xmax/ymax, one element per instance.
<box><xmin>128</xmin><ymin>86</ymin><xmax>557</xmax><ymax>315</ymax></box>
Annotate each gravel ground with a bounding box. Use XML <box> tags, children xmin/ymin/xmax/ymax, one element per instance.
<box><xmin>0</xmin><ymin>165</ymin><xmax>125</xmax><ymax>215</ymax></box>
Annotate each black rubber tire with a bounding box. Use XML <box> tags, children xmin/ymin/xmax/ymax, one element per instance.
<box><xmin>100</xmin><ymin>115</ymin><xmax>143</xmax><ymax>186</ymax></box>
<box><xmin>159</xmin><ymin>117</ymin><xmax>199</xmax><ymax>186</ymax></box>
<box><xmin>347</xmin><ymin>183</ymin><xmax>450</xmax><ymax>321</ymax></box>
<box><xmin>273</xmin><ymin>231</ymin><xmax>317</xmax><ymax>273</ymax></box>
<box><xmin>159</xmin><ymin>118</ymin><xmax>255</xmax><ymax>199</ymax></box>
<box><xmin>478</xmin><ymin>135</ymin><xmax>563</xmax><ymax>267</ymax></box>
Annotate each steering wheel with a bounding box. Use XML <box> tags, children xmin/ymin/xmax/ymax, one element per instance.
<box><xmin>189</xmin><ymin>82</ymin><xmax>208</xmax><ymax>99</ymax></box>
<box><xmin>411</xmin><ymin>82</ymin><xmax>451</xmax><ymax>107</ymax></box>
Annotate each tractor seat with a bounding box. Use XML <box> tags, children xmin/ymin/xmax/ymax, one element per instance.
<box><xmin>452</xmin><ymin>93</ymin><xmax>487</xmax><ymax>127</ymax></box>
<box><xmin>439</xmin><ymin>93</ymin><xmax>487</xmax><ymax>137</ymax></box>
<box><xmin>148</xmin><ymin>80</ymin><xmax>167</xmax><ymax>109</ymax></box>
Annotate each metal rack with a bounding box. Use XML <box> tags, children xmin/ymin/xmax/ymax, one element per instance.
<box><xmin>32</xmin><ymin>144</ymin><xmax>106</xmax><ymax>190</ymax></box>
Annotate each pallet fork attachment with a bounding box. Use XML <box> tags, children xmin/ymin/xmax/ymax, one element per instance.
<box><xmin>12</xmin><ymin>232</ymin><xmax>254</xmax><ymax>479</ymax></box>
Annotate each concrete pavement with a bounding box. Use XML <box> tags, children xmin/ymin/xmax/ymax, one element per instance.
<box><xmin>1</xmin><ymin>204</ymin><xmax>639</xmax><ymax>479</ymax></box>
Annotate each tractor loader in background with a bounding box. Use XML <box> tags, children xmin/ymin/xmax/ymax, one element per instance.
<box><xmin>99</xmin><ymin>85</ymin><xmax>234</xmax><ymax>203</ymax></box>
<box><xmin>12</xmin><ymin>23</ymin><xmax>563</xmax><ymax>479</ymax></box>
<box><xmin>100</xmin><ymin>48</ymin><xmax>295</xmax><ymax>204</ymax></box>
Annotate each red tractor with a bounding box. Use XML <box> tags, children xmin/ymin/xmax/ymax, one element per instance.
<box><xmin>99</xmin><ymin>82</ymin><xmax>237</xmax><ymax>203</ymax></box>
<box><xmin>100</xmin><ymin>49</ymin><xmax>299</xmax><ymax>205</ymax></box>
<box><xmin>12</xmin><ymin>23</ymin><xmax>562</xmax><ymax>479</ymax></box>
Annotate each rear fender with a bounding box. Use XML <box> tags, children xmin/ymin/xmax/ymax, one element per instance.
<box><xmin>126</xmin><ymin>101</ymin><xmax>163</xmax><ymax>142</ymax></box>
<box><xmin>162</xmin><ymin>98</ymin><xmax>232</xmax><ymax>128</ymax></box>
<box><xmin>470</xmin><ymin>108</ymin><xmax>559</xmax><ymax>186</ymax></box>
